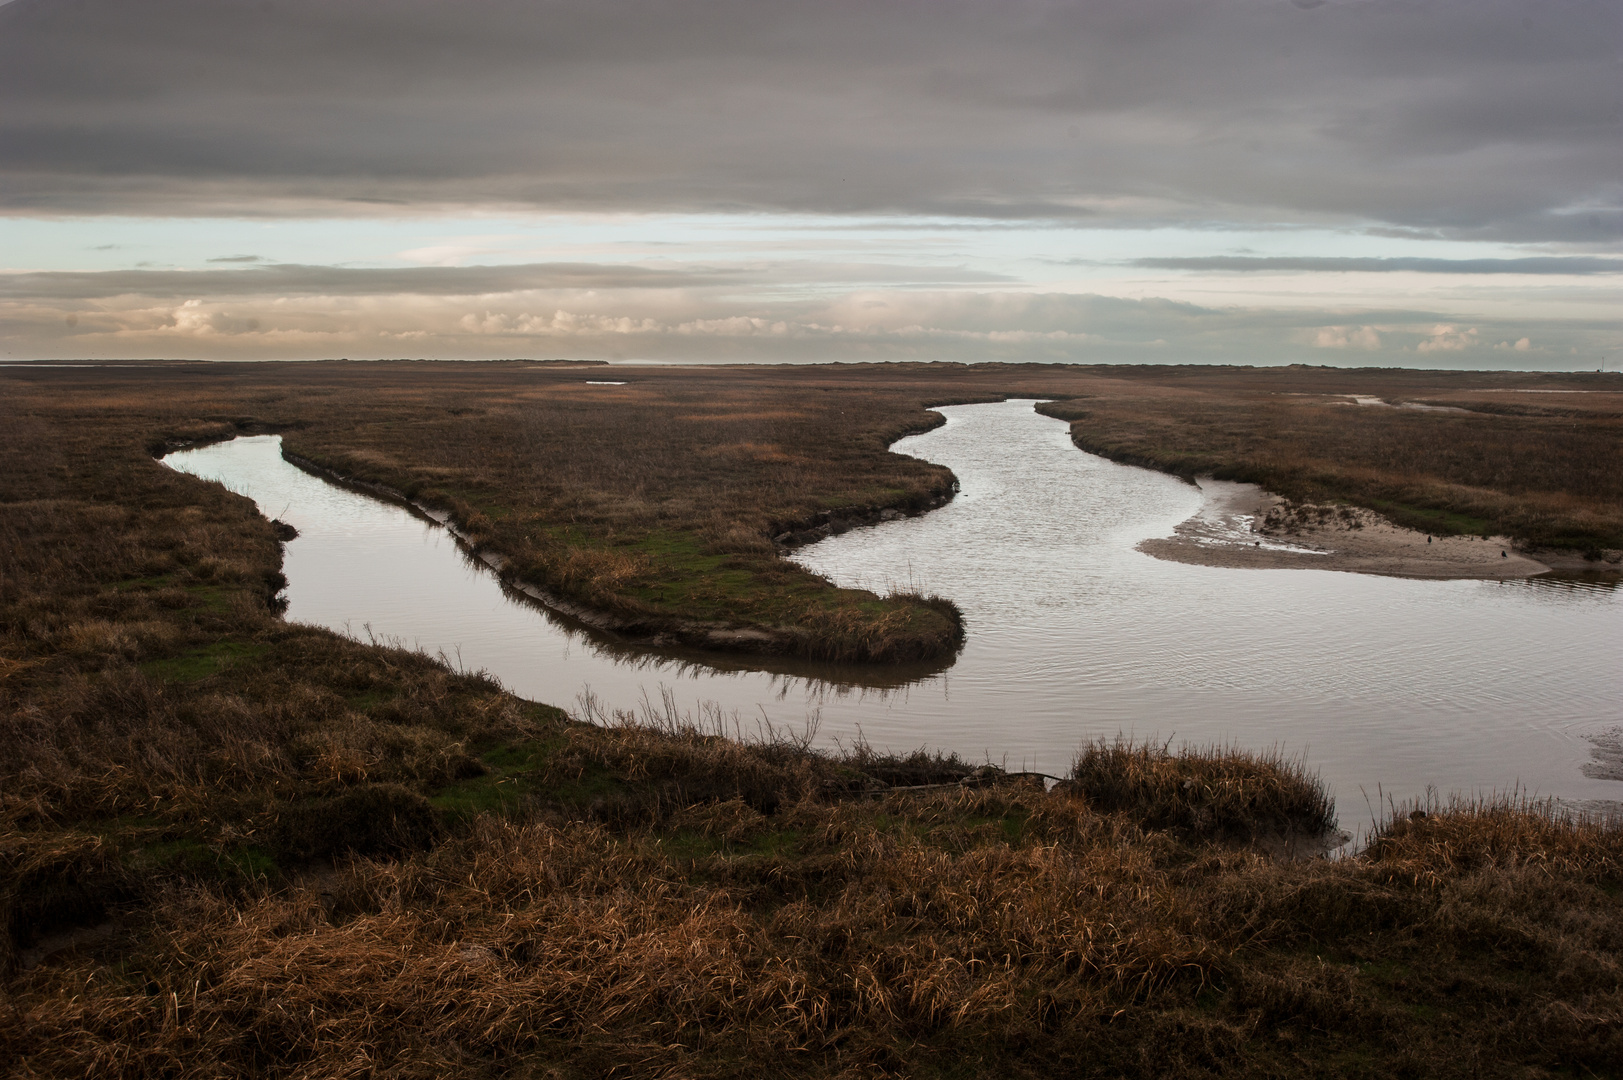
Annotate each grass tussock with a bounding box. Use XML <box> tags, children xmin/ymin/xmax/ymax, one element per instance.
<box><xmin>1068</xmin><ymin>737</ymin><xmax>1337</xmax><ymax>840</ymax></box>
<box><xmin>1366</xmin><ymin>792</ymin><xmax>1623</xmax><ymax>883</ymax></box>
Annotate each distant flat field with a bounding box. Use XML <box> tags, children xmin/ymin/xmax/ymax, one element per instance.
<box><xmin>7</xmin><ymin>358</ymin><xmax>1619</xmax><ymax>552</ymax></box>
<box><xmin>3</xmin><ymin>360</ymin><xmax>1618</xmax><ymax>665</ymax></box>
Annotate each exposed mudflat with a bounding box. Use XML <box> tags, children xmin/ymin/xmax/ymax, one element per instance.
<box><xmin>1140</xmin><ymin>480</ymin><xmax>1557</xmax><ymax>579</ymax></box>
<box><xmin>1584</xmin><ymin>730</ymin><xmax>1623</xmax><ymax>783</ymax></box>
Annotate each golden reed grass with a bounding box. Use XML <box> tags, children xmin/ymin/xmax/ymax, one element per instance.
<box><xmin>7</xmin><ymin>785</ymin><xmax>1622</xmax><ymax>1077</ymax></box>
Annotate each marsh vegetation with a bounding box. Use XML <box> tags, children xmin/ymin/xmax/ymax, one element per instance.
<box><xmin>1034</xmin><ymin>365</ymin><xmax>1623</xmax><ymax>557</ymax></box>
<box><xmin>3</xmin><ymin>360</ymin><xmax>1620</xmax><ymax>1076</ymax></box>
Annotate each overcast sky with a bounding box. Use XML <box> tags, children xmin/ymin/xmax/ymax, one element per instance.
<box><xmin>1</xmin><ymin>0</ymin><xmax>1618</xmax><ymax>366</ymax></box>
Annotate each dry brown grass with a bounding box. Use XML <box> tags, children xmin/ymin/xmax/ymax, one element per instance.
<box><xmin>1069</xmin><ymin>738</ymin><xmax>1336</xmax><ymax>841</ymax></box>
<box><xmin>1366</xmin><ymin>793</ymin><xmax>1623</xmax><ymax>884</ymax></box>
<box><xmin>7</xmin><ymin>781</ymin><xmax>1622</xmax><ymax>1078</ymax></box>
<box><xmin>4</xmin><ymin>360</ymin><xmax>1622</xmax><ymax>1077</ymax></box>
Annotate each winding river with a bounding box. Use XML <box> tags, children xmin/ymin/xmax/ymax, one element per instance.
<box><xmin>164</xmin><ymin>399</ymin><xmax>1623</xmax><ymax>825</ymax></box>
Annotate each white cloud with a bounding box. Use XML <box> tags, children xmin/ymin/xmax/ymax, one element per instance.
<box><xmin>0</xmin><ymin>274</ymin><xmax>1605</xmax><ymax>371</ymax></box>
<box><xmin>457</xmin><ymin>310</ymin><xmax>665</xmax><ymax>335</ymax></box>
<box><xmin>1311</xmin><ymin>325</ymin><xmax>1381</xmax><ymax>349</ymax></box>
<box><xmin>1416</xmin><ymin>324</ymin><xmax>1479</xmax><ymax>353</ymax></box>
<box><xmin>674</xmin><ymin>317</ymin><xmax>792</xmax><ymax>337</ymax></box>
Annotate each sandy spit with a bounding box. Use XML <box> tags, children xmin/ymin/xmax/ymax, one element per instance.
<box><xmin>1138</xmin><ymin>479</ymin><xmax>1569</xmax><ymax>579</ymax></box>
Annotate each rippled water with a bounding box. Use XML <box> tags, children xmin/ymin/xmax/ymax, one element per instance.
<box><xmin>164</xmin><ymin>400</ymin><xmax>1623</xmax><ymax>823</ymax></box>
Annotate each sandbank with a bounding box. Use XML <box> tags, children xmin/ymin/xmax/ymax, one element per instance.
<box><xmin>1139</xmin><ymin>479</ymin><xmax>1568</xmax><ymax>579</ymax></box>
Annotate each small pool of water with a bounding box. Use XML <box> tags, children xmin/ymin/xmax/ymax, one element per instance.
<box><xmin>163</xmin><ymin>400</ymin><xmax>1623</xmax><ymax>826</ymax></box>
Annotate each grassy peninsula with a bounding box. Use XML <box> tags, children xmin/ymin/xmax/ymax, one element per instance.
<box><xmin>3</xmin><ymin>360</ymin><xmax>1622</xmax><ymax>1077</ymax></box>
<box><xmin>1034</xmin><ymin>365</ymin><xmax>1623</xmax><ymax>557</ymax></box>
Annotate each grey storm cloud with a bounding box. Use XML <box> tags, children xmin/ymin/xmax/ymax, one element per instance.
<box><xmin>0</xmin><ymin>0</ymin><xmax>1618</xmax><ymax>241</ymax></box>
<box><xmin>0</xmin><ymin>263</ymin><xmax>742</xmax><ymax>301</ymax></box>
<box><xmin>1131</xmin><ymin>256</ymin><xmax>1623</xmax><ymax>274</ymax></box>
<box><xmin>0</xmin><ymin>261</ymin><xmax>1008</xmax><ymax>301</ymax></box>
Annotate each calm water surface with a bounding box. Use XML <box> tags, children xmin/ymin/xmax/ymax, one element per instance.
<box><xmin>164</xmin><ymin>400</ymin><xmax>1623</xmax><ymax>824</ymax></box>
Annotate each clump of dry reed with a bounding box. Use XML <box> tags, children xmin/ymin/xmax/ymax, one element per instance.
<box><xmin>1068</xmin><ymin>737</ymin><xmax>1337</xmax><ymax>840</ymax></box>
<box><xmin>1</xmin><ymin>790</ymin><xmax>1206</xmax><ymax>1076</ymax></box>
<box><xmin>1366</xmin><ymin>792</ymin><xmax>1623</xmax><ymax>883</ymax></box>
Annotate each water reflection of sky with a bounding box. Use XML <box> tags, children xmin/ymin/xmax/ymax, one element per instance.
<box><xmin>165</xmin><ymin>402</ymin><xmax>1623</xmax><ymax>828</ymax></box>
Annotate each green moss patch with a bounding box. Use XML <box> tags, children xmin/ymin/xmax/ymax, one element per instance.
<box><xmin>133</xmin><ymin>838</ymin><xmax>279</xmax><ymax>882</ymax></box>
<box><xmin>431</xmin><ymin>737</ymin><xmax>627</xmax><ymax>822</ymax></box>
<box><xmin>139</xmin><ymin>640</ymin><xmax>270</xmax><ymax>684</ymax></box>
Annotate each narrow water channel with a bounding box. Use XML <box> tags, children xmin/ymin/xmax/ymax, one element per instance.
<box><xmin>164</xmin><ymin>399</ymin><xmax>1623</xmax><ymax>825</ymax></box>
